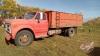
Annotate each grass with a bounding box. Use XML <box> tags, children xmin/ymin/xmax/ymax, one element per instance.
<box><xmin>0</xmin><ymin>26</ymin><xmax>100</xmax><ymax>56</ymax></box>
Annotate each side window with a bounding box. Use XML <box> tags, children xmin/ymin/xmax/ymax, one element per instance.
<box><xmin>35</xmin><ymin>12</ymin><xmax>46</xmax><ymax>20</ymax></box>
<box><xmin>35</xmin><ymin>13</ymin><xmax>40</xmax><ymax>20</ymax></box>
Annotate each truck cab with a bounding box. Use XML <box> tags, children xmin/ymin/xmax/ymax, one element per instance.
<box><xmin>3</xmin><ymin>12</ymin><xmax>48</xmax><ymax>46</ymax></box>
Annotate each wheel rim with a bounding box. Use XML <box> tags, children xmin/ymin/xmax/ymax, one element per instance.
<box><xmin>69</xmin><ymin>28</ymin><xmax>75</xmax><ymax>37</ymax></box>
<box><xmin>69</xmin><ymin>30</ymin><xmax>74</xmax><ymax>34</ymax></box>
<box><xmin>19</xmin><ymin>35</ymin><xmax>29</xmax><ymax>44</ymax></box>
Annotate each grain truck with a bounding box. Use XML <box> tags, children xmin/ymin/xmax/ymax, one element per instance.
<box><xmin>3</xmin><ymin>11</ymin><xmax>83</xmax><ymax>46</ymax></box>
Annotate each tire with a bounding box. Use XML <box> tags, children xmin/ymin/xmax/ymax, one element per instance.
<box><xmin>65</xmin><ymin>28</ymin><xmax>75</xmax><ymax>37</ymax></box>
<box><xmin>15</xmin><ymin>30</ymin><xmax>33</xmax><ymax>47</ymax></box>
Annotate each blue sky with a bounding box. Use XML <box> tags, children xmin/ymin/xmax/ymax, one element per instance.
<box><xmin>16</xmin><ymin>0</ymin><xmax>100</xmax><ymax>21</ymax></box>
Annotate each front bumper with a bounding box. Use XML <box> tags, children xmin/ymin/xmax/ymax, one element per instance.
<box><xmin>5</xmin><ymin>32</ymin><xmax>12</xmax><ymax>41</ymax></box>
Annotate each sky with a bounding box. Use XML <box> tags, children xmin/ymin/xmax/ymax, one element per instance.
<box><xmin>16</xmin><ymin>0</ymin><xmax>100</xmax><ymax>21</ymax></box>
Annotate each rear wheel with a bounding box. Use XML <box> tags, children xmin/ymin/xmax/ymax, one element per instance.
<box><xmin>65</xmin><ymin>28</ymin><xmax>75</xmax><ymax>37</ymax></box>
<box><xmin>15</xmin><ymin>30</ymin><xmax>33</xmax><ymax>47</ymax></box>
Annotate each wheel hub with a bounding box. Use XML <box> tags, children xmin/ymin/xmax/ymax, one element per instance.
<box><xmin>20</xmin><ymin>35</ymin><xmax>29</xmax><ymax>43</ymax></box>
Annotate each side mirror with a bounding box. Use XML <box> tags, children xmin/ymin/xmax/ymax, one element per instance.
<box><xmin>37</xmin><ymin>12</ymin><xmax>43</xmax><ymax>23</ymax></box>
<box><xmin>35</xmin><ymin>12</ymin><xmax>43</xmax><ymax>23</ymax></box>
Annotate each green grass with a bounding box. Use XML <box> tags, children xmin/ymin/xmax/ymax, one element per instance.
<box><xmin>0</xmin><ymin>26</ymin><xmax>100</xmax><ymax>56</ymax></box>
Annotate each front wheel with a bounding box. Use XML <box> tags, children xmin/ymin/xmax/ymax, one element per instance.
<box><xmin>15</xmin><ymin>30</ymin><xmax>33</xmax><ymax>47</ymax></box>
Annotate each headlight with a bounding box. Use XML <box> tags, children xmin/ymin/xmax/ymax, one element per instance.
<box><xmin>3</xmin><ymin>23</ymin><xmax>11</xmax><ymax>33</ymax></box>
<box><xmin>2</xmin><ymin>22</ymin><xmax>5</xmax><ymax>28</ymax></box>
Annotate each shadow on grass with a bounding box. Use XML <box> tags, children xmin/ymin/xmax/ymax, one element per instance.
<box><xmin>88</xmin><ymin>47</ymin><xmax>100</xmax><ymax>56</ymax></box>
<box><xmin>35</xmin><ymin>38</ymin><xmax>44</xmax><ymax>41</ymax></box>
<box><xmin>5</xmin><ymin>38</ymin><xmax>44</xmax><ymax>46</ymax></box>
<box><xmin>5</xmin><ymin>38</ymin><xmax>15</xmax><ymax>45</ymax></box>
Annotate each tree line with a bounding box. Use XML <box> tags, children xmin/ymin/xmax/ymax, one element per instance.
<box><xmin>0</xmin><ymin>0</ymin><xmax>44</xmax><ymax>19</ymax></box>
<box><xmin>0</xmin><ymin>0</ymin><xmax>45</xmax><ymax>25</ymax></box>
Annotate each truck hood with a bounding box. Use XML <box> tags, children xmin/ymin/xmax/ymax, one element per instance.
<box><xmin>4</xmin><ymin>19</ymin><xmax>14</xmax><ymax>23</ymax></box>
<box><xmin>3</xmin><ymin>19</ymin><xmax>33</xmax><ymax>25</ymax></box>
<box><xmin>4</xmin><ymin>19</ymin><xmax>25</xmax><ymax>23</ymax></box>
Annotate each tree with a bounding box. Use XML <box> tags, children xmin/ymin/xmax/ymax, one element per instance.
<box><xmin>0</xmin><ymin>0</ymin><xmax>45</xmax><ymax>18</ymax></box>
<box><xmin>0</xmin><ymin>0</ymin><xmax>17</xmax><ymax>18</ymax></box>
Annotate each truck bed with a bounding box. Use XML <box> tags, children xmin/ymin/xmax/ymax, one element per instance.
<box><xmin>46</xmin><ymin>11</ymin><xmax>83</xmax><ymax>28</ymax></box>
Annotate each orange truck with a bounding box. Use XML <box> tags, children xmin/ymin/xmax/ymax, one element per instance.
<box><xmin>3</xmin><ymin>11</ymin><xmax>83</xmax><ymax>46</ymax></box>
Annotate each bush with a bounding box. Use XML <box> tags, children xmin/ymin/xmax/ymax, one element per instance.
<box><xmin>0</xmin><ymin>18</ymin><xmax>3</xmax><ymax>26</ymax></box>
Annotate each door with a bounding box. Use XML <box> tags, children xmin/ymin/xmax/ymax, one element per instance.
<box><xmin>34</xmin><ymin>12</ymin><xmax>48</xmax><ymax>37</ymax></box>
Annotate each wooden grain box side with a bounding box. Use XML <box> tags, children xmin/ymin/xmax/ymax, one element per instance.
<box><xmin>46</xmin><ymin>11</ymin><xmax>83</xmax><ymax>28</ymax></box>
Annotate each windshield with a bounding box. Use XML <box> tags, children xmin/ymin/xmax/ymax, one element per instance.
<box><xmin>24</xmin><ymin>12</ymin><xmax>36</xmax><ymax>19</ymax></box>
